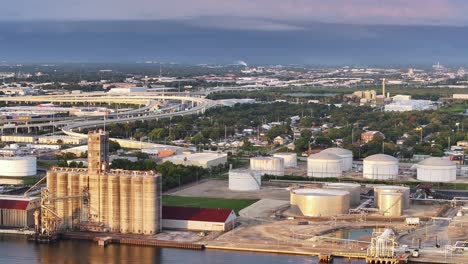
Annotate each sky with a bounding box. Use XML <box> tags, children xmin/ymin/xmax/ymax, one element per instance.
<box><xmin>2</xmin><ymin>0</ymin><xmax>468</xmax><ymax>29</ymax></box>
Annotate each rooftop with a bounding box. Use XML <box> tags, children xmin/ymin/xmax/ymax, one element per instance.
<box><xmin>162</xmin><ymin>206</ymin><xmax>235</xmax><ymax>223</ymax></box>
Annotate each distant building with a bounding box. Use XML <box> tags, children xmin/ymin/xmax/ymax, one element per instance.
<box><xmin>162</xmin><ymin>206</ymin><xmax>236</xmax><ymax>232</ymax></box>
<box><xmin>273</xmin><ymin>136</ymin><xmax>285</xmax><ymax>145</ymax></box>
<box><xmin>162</xmin><ymin>153</ymin><xmax>227</xmax><ymax>168</ymax></box>
<box><xmin>361</xmin><ymin>131</ymin><xmax>385</xmax><ymax>143</ymax></box>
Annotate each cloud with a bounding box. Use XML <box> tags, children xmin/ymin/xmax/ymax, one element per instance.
<box><xmin>1</xmin><ymin>0</ymin><xmax>468</xmax><ymax>27</ymax></box>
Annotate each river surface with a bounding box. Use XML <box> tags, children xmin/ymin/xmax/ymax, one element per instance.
<box><xmin>0</xmin><ymin>235</ymin><xmax>365</xmax><ymax>264</ymax></box>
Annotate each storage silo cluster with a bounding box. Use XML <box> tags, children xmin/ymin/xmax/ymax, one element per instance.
<box><xmin>273</xmin><ymin>153</ymin><xmax>297</xmax><ymax>168</ymax></box>
<box><xmin>416</xmin><ymin>157</ymin><xmax>457</xmax><ymax>182</ymax></box>
<box><xmin>290</xmin><ymin>188</ymin><xmax>350</xmax><ymax>217</ymax></box>
<box><xmin>324</xmin><ymin>183</ymin><xmax>361</xmax><ymax>206</ymax></box>
<box><xmin>46</xmin><ymin>131</ymin><xmax>162</xmax><ymax>234</ymax></box>
<box><xmin>374</xmin><ymin>186</ymin><xmax>410</xmax><ymax>216</ymax></box>
<box><xmin>363</xmin><ymin>154</ymin><xmax>399</xmax><ymax>180</ymax></box>
<box><xmin>0</xmin><ymin>156</ymin><xmax>37</xmax><ymax>177</ymax></box>
<box><xmin>307</xmin><ymin>152</ymin><xmax>343</xmax><ymax>178</ymax></box>
<box><xmin>321</xmin><ymin>148</ymin><xmax>353</xmax><ymax>171</ymax></box>
<box><xmin>250</xmin><ymin>157</ymin><xmax>284</xmax><ymax>176</ymax></box>
<box><xmin>228</xmin><ymin>169</ymin><xmax>261</xmax><ymax>191</ymax></box>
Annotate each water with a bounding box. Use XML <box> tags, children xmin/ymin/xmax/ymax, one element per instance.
<box><xmin>0</xmin><ymin>235</ymin><xmax>364</xmax><ymax>264</ymax></box>
<box><xmin>324</xmin><ymin>228</ymin><xmax>374</xmax><ymax>241</ymax></box>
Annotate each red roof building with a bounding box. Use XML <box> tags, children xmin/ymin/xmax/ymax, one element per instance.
<box><xmin>162</xmin><ymin>206</ymin><xmax>237</xmax><ymax>232</ymax></box>
<box><xmin>0</xmin><ymin>196</ymin><xmax>40</xmax><ymax>228</ymax></box>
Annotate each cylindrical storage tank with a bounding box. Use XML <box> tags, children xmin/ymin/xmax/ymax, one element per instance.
<box><xmin>143</xmin><ymin>176</ymin><xmax>158</xmax><ymax>234</ymax></box>
<box><xmin>99</xmin><ymin>174</ymin><xmax>109</xmax><ymax>226</ymax></box>
<box><xmin>108</xmin><ymin>175</ymin><xmax>120</xmax><ymax>232</ymax></box>
<box><xmin>56</xmin><ymin>172</ymin><xmax>69</xmax><ymax>229</ymax></box>
<box><xmin>0</xmin><ymin>156</ymin><xmax>37</xmax><ymax>176</ymax></box>
<box><xmin>88</xmin><ymin>174</ymin><xmax>100</xmax><ymax>223</ymax></box>
<box><xmin>416</xmin><ymin>157</ymin><xmax>457</xmax><ymax>182</ymax></box>
<box><xmin>307</xmin><ymin>152</ymin><xmax>343</xmax><ymax>178</ymax></box>
<box><xmin>290</xmin><ymin>188</ymin><xmax>350</xmax><ymax>216</ymax></box>
<box><xmin>378</xmin><ymin>192</ymin><xmax>403</xmax><ymax>216</ymax></box>
<box><xmin>119</xmin><ymin>175</ymin><xmax>131</xmax><ymax>233</ymax></box>
<box><xmin>324</xmin><ymin>183</ymin><xmax>361</xmax><ymax>206</ymax></box>
<box><xmin>229</xmin><ymin>169</ymin><xmax>261</xmax><ymax>191</ymax></box>
<box><xmin>68</xmin><ymin>172</ymin><xmax>81</xmax><ymax>227</ymax></box>
<box><xmin>321</xmin><ymin>148</ymin><xmax>353</xmax><ymax>171</ymax></box>
<box><xmin>131</xmin><ymin>176</ymin><xmax>143</xmax><ymax>234</ymax></box>
<box><xmin>363</xmin><ymin>154</ymin><xmax>399</xmax><ymax>180</ymax></box>
<box><xmin>47</xmin><ymin>171</ymin><xmax>57</xmax><ymax>197</ymax></box>
<box><xmin>250</xmin><ymin>157</ymin><xmax>284</xmax><ymax>176</ymax></box>
<box><xmin>374</xmin><ymin>186</ymin><xmax>410</xmax><ymax>209</ymax></box>
<box><xmin>273</xmin><ymin>153</ymin><xmax>297</xmax><ymax>168</ymax></box>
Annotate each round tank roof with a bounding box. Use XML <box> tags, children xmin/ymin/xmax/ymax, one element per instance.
<box><xmin>292</xmin><ymin>188</ymin><xmax>349</xmax><ymax>196</ymax></box>
<box><xmin>251</xmin><ymin>157</ymin><xmax>281</xmax><ymax>161</ymax></box>
<box><xmin>418</xmin><ymin>157</ymin><xmax>455</xmax><ymax>167</ymax></box>
<box><xmin>374</xmin><ymin>185</ymin><xmax>409</xmax><ymax>191</ymax></box>
<box><xmin>308</xmin><ymin>152</ymin><xmax>342</xmax><ymax>161</ymax></box>
<box><xmin>321</xmin><ymin>148</ymin><xmax>353</xmax><ymax>156</ymax></box>
<box><xmin>364</xmin><ymin>154</ymin><xmax>398</xmax><ymax>162</ymax></box>
<box><xmin>0</xmin><ymin>156</ymin><xmax>36</xmax><ymax>161</ymax></box>
<box><xmin>325</xmin><ymin>182</ymin><xmax>361</xmax><ymax>188</ymax></box>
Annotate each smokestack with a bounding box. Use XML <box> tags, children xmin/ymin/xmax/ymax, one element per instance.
<box><xmin>382</xmin><ymin>78</ymin><xmax>386</xmax><ymax>98</ymax></box>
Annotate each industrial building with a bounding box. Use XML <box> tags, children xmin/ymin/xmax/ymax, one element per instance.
<box><xmin>162</xmin><ymin>153</ymin><xmax>227</xmax><ymax>169</ymax></box>
<box><xmin>416</xmin><ymin>157</ymin><xmax>457</xmax><ymax>182</ymax></box>
<box><xmin>109</xmin><ymin>87</ymin><xmax>147</xmax><ymax>93</ymax></box>
<box><xmin>1</xmin><ymin>135</ymin><xmax>86</xmax><ymax>145</ymax></box>
<box><xmin>162</xmin><ymin>206</ymin><xmax>237</xmax><ymax>232</ymax></box>
<box><xmin>384</xmin><ymin>97</ymin><xmax>436</xmax><ymax>112</ymax></box>
<box><xmin>273</xmin><ymin>153</ymin><xmax>297</xmax><ymax>168</ymax></box>
<box><xmin>45</xmin><ymin>130</ymin><xmax>162</xmax><ymax>235</ymax></box>
<box><xmin>290</xmin><ymin>188</ymin><xmax>350</xmax><ymax>217</ymax></box>
<box><xmin>307</xmin><ymin>152</ymin><xmax>342</xmax><ymax>178</ymax></box>
<box><xmin>321</xmin><ymin>148</ymin><xmax>353</xmax><ymax>171</ymax></box>
<box><xmin>363</xmin><ymin>154</ymin><xmax>399</xmax><ymax>180</ymax></box>
<box><xmin>250</xmin><ymin>157</ymin><xmax>284</xmax><ymax>176</ymax></box>
<box><xmin>0</xmin><ymin>195</ymin><xmax>40</xmax><ymax>228</ymax></box>
<box><xmin>228</xmin><ymin>169</ymin><xmax>261</xmax><ymax>191</ymax></box>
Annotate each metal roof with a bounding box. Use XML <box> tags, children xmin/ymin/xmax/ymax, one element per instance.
<box><xmin>364</xmin><ymin>154</ymin><xmax>398</xmax><ymax>162</ymax></box>
<box><xmin>162</xmin><ymin>206</ymin><xmax>235</xmax><ymax>223</ymax></box>
<box><xmin>418</xmin><ymin>157</ymin><xmax>455</xmax><ymax>167</ymax></box>
<box><xmin>308</xmin><ymin>152</ymin><xmax>342</xmax><ymax>161</ymax></box>
<box><xmin>0</xmin><ymin>199</ymin><xmax>30</xmax><ymax>210</ymax></box>
<box><xmin>321</xmin><ymin>148</ymin><xmax>353</xmax><ymax>156</ymax></box>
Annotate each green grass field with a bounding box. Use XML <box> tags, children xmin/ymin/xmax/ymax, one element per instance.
<box><xmin>162</xmin><ymin>195</ymin><xmax>258</xmax><ymax>215</ymax></box>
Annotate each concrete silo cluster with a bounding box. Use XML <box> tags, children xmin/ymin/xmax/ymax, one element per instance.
<box><xmin>46</xmin><ymin>130</ymin><xmax>162</xmax><ymax>234</ymax></box>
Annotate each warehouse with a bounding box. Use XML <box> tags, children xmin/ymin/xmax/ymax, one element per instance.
<box><xmin>163</xmin><ymin>153</ymin><xmax>227</xmax><ymax>169</ymax></box>
<box><xmin>162</xmin><ymin>206</ymin><xmax>237</xmax><ymax>232</ymax></box>
<box><xmin>0</xmin><ymin>196</ymin><xmax>40</xmax><ymax>228</ymax></box>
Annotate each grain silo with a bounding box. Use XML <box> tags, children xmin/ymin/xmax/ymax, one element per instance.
<box><xmin>324</xmin><ymin>183</ymin><xmax>361</xmax><ymax>206</ymax></box>
<box><xmin>290</xmin><ymin>188</ymin><xmax>350</xmax><ymax>216</ymax></box>
<box><xmin>363</xmin><ymin>154</ymin><xmax>399</xmax><ymax>180</ymax></box>
<box><xmin>378</xmin><ymin>192</ymin><xmax>403</xmax><ymax>216</ymax></box>
<box><xmin>229</xmin><ymin>169</ymin><xmax>261</xmax><ymax>191</ymax></box>
<box><xmin>250</xmin><ymin>157</ymin><xmax>284</xmax><ymax>176</ymax></box>
<box><xmin>273</xmin><ymin>153</ymin><xmax>297</xmax><ymax>168</ymax></box>
<box><xmin>307</xmin><ymin>152</ymin><xmax>343</xmax><ymax>178</ymax></box>
<box><xmin>374</xmin><ymin>185</ymin><xmax>410</xmax><ymax>209</ymax></box>
<box><xmin>108</xmin><ymin>175</ymin><xmax>120</xmax><ymax>232</ymax></box>
<box><xmin>416</xmin><ymin>157</ymin><xmax>456</xmax><ymax>182</ymax></box>
<box><xmin>119</xmin><ymin>174</ymin><xmax>131</xmax><ymax>233</ymax></box>
<box><xmin>321</xmin><ymin>148</ymin><xmax>353</xmax><ymax>171</ymax></box>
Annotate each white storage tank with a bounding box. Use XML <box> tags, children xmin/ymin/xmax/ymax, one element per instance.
<box><xmin>290</xmin><ymin>188</ymin><xmax>350</xmax><ymax>217</ymax></box>
<box><xmin>374</xmin><ymin>185</ymin><xmax>410</xmax><ymax>209</ymax></box>
<box><xmin>378</xmin><ymin>192</ymin><xmax>403</xmax><ymax>217</ymax></box>
<box><xmin>273</xmin><ymin>153</ymin><xmax>297</xmax><ymax>168</ymax></box>
<box><xmin>250</xmin><ymin>157</ymin><xmax>284</xmax><ymax>176</ymax></box>
<box><xmin>307</xmin><ymin>152</ymin><xmax>343</xmax><ymax>178</ymax></box>
<box><xmin>229</xmin><ymin>169</ymin><xmax>261</xmax><ymax>191</ymax></box>
<box><xmin>363</xmin><ymin>154</ymin><xmax>399</xmax><ymax>180</ymax></box>
<box><xmin>416</xmin><ymin>157</ymin><xmax>456</xmax><ymax>182</ymax></box>
<box><xmin>0</xmin><ymin>156</ymin><xmax>37</xmax><ymax>177</ymax></box>
<box><xmin>324</xmin><ymin>183</ymin><xmax>361</xmax><ymax>206</ymax></box>
<box><xmin>321</xmin><ymin>148</ymin><xmax>353</xmax><ymax>171</ymax></box>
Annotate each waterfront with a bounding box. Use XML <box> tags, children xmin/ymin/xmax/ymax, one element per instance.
<box><xmin>0</xmin><ymin>235</ymin><xmax>365</xmax><ymax>264</ymax></box>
